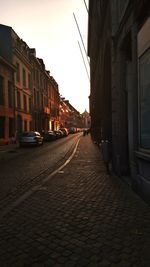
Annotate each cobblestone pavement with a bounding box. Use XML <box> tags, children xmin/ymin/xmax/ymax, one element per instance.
<box><xmin>0</xmin><ymin>135</ymin><xmax>150</xmax><ymax>267</ymax></box>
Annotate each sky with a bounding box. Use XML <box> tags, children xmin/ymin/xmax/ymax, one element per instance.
<box><xmin>0</xmin><ymin>0</ymin><xmax>90</xmax><ymax>113</ymax></box>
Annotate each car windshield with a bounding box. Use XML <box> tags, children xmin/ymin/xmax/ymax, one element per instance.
<box><xmin>21</xmin><ymin>132</ymin><xmax>35</xmax><ymax>137</ymax></box>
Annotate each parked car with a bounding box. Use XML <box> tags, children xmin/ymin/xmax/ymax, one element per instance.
<box><xmin>69</xmin><ymin>127</ymin><xmax>77</xmax><ymax>134</ymax></box>
<box><xmin>59</xmin><ymin>128</ymin><xmax>69</xmax><ymax>136</ymax></box>
<box><xmin>54</xmin><ymin>130</ymin><xmax>64</xmax><ymax>139</ymax></box>
<box><xmin>43</xmin><ymin>131</ymin><xmax>56</xmax><ymax>142</ymax></box>
<box><xmin>19</xmin><ymin>131</ymin><xmax>43</xmax><ymax>147</ymax></box>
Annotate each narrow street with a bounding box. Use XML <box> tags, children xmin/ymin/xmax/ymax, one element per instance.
<box><xmin>0</xmin><ymin>135</ymin><xmax>150</xmax><ymax>266</ymax></box>
<box><xmin>1</xmin><ymin>1</ymin><xmax>150</xmax><ymax>266</ymax></box>
<box><xmin>0</xmin><ymin>133</ymin><xmax>81</xmax><ymax>214</ymax></box>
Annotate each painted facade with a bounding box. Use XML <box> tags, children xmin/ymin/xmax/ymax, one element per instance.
<box><xmin>49</xmin><ymin>76</ymin><xmax>60</xmax><ymax>131</ymax></box>
<box><xmin>0</xmin><ymin>23</ymin><xmax>85</xmax><ymax>144</ymax></box>
<box><xmin>0</xmin><ymin>56</ymin><xmax>15</xmax><ymax>144</ymax></box>
<box><xmin>12</xmin><ymin>31</ymin><xmax>32</xmax><ymax>133</ymax></box>
<box><xmin>0</xmin><ymin>24</ymin><xmax>60</xmax><ymax>142</ymax></box>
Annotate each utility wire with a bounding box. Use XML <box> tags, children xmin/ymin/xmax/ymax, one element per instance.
<box><xmin>83</xmin><ymin>0</ymin><xmax>89</xmax><ymax>13</ymax></box>
<box><xmin>78</xmin><ymin>41</ymin><xmax>90</xmax><ymax>82</ymax></box>
<box><xmin>73</xmin><ymin>12</ymin><xmax>90</xmax><ymax>66</ymax></box>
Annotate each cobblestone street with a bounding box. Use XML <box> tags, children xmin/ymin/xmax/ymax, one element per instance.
<box><xmin>0</xmin><ymin>135</ymin><xmax>150</xmax><ymax>267</ymax></box>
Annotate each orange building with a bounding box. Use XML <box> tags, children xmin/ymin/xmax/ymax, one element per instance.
<box><xmin>0</xmin><ymin>56</ymin><xmax>15</xmax><ymax>144</ymax></box>
<box><xmin>13</xmin><ymin>33</ymin><xmax>32</xmax><ymax>133</ymax></box>
<box><xmin>31</xmin><ymin>56</ymin><xmax>60</xmax><ymax>132</ymax></box>
<box><xmin>48</xmin><ymin>76</ymin><xmax>60</xmax><ymax>130</ymax></box>
<box><xmin>31</xmin><ymin>55</ymin><xmax>50</xmax><ymax>132</ymax></box>
<box><xmin>0</xmin><ymin>24</ymin><xmax>60</xmax><ymax>142</ymax></box>
<box><xmin>59</xmin><ymin>98</ymin><xmax>70</xmax><ymax>128</ymax></box>
<box><xmin>59</xmin><ymin>98</ymin><xmax>83</xmax><ymax>130</ymax></box>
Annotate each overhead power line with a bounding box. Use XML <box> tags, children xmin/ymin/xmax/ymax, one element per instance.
<box><xmin>83</xmin><ymin>0</ymin><xmax>89</xmax><ymax>13</ymax></box>
<box><xmin>73</xmin><ymin>12</ymin><xmax>90</xmax><ymax>67</ymax></box>
<box><xmin>78</xmin><ymin>41</ymin><xmax>90</xmax><ymax>82</ymax></box>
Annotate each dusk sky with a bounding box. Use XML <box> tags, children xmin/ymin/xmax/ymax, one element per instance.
<box><xmin>1</xmin><ymin>0</ymin><xmax>90</xmax><ymax>113</ymax></box>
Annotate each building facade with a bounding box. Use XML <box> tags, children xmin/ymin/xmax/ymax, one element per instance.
<box><xmin>31</xmin><ymin>55</ymin><xmax>50</xmax><ymax>132</ymax></box>
<box><xmin>0</xmin><ymin>56</ymin><xmax>15</xmax><ymax>144</ymax></box>
<box><xmin>88</xmin><ymin>1</ymin><xmax>150</xmax><ymax>203</ymax></box>
<box><xmin>13</xmin><ymin>32</ymin><xmax>33</xmax><ymax>133</ymax></box>
<box><xmin>81</xmin><ymin>110</ymin><xmax>91</xmax><ymax>129</ymax></box>
<box><xmin>49</xmin><ymin>76</ymin><xmax>60</xmax><ymax>131</ymax></box>
<box><xmin>59</xmin><ymin>98</ymin><xmax>83</xmax><ymax>130</ymax></box>
<box><xmin>0</xmin><ymin>24</ymin><xmax>60</xmax><ymax>142</ymax></box>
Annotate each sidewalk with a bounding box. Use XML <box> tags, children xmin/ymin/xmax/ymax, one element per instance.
<box><xmin>0</xmin><ymin>135</ymin><xmax>150</xmax><ymax>266</ymax></box>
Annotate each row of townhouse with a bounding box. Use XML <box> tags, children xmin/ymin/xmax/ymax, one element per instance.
<box><xmin>0</xmin><ymin>24</ymin><xmax>60</xmax><ymax>144</ymax></box>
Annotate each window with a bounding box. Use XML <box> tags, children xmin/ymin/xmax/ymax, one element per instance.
<box><xmin>29</xmin><ymin>97</ymin><xmax>32</xmax><ymax>113</ymax></box>
<box><xmin>37</xmin><ymin>91</ymin><xmax>40</xmax><ymax>107</ymax></box>
<box><xmin>33</xmin><ymin>69</ymin><xmax>36</xmax><ymax>81</ymax></box>
<box><xmin>29</xmin><ymin>121</ymin><xmax>32</xmax><ymax>130</ymax></box>
<box><xmin>40</xmin><ymin>74</ymin><xmax>42</xmax><ymax>87</ymax></box>
<box><xmin>139</xmin><ymin>48</ymin><xmax>150</xmax><ymax>149</ymax></box>
<box><xmin>44</xmin><ymin>96</ymin><xmax>46</xmax><ymax>107</ymax></box>
<box><xmin>9</xmin><ymin>118</ymin><xmax>14</xmax><ymax>137</ymax></box>
<box><xmin>44</xmin><ymin>95</ymin><xmax>48</xmax><ymax>107</ymax></box>
<box><xmin>138</xmin><ymin>18</ymin><xmax>150</xmax><ymax>149</ymax></box>
<box><xmin>0</xmin><ymin>117</ymin><xmax>5</xmax><ymax>138</ymax></box>
<box><xmin>36</xmin><ymin>70</ymin><xmax>39</xmax><ymax>84</ymax></box>
<box><xmin>0</xmin><ymin>75</ymin><xmax>4</xmax><ymax>105</ymax></box>
<box><xmin>28</xmin><ymin>73</ymin><xmax>31</xmax><ymax>89</ymax></box>
<box><xmin>16</xmin><ymin>62</ymin><xmax>20</xmax><ymax>82</ymax></box>
<box><xmin>23</xmin><ymin>68</ymin><xmax>26</xmax><ymax>87</ymax></box>
<box><xmin>41</xmin><ymin>94</ymin><xmax>44</xmax><ymax>108</ymax></box>
<box><xmin>17</xmin><ymin>91</ymin><xmax>21</xmax><ymax>109</ymax></box>
<box><xmin>17</xmin><ymin>114</ymin><xmax>22</xmax><ymax>132</ymax></box>
<box><xmin>8</xmin><ymin>81</ymin><xmax>13</xmax><ymax>108</ymax></box>
<box><xmin>34</xmin><ymin>88</ymin><xmax>36</xmax><ymax>107</ymax></box>
<box><xmin>24</xmin><ymin>95</ymin><xmax>27</xmax><ymax>111</ymax></box>
<box><xmin>24</xmin><ymin>120</ymin><xmax>27</xmax><ymax>131</ymax></box>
